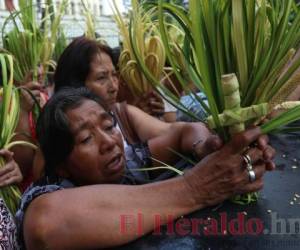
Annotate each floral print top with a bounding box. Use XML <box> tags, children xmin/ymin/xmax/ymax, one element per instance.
<box><xmin>0</xmin><ymin>198</ymin><xmax>19</xmax><ymax>250</ymax></box>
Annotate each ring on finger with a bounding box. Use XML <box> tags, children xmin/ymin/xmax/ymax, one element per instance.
<box><xmin>248</xmin><ymin>169</ymin><xmax>256</xmax><ymax>183</ymax></box>
<box><xmin>246</xmin><ymin>162</ymin><xmax>253</xmax><ymax>171</ymax></box>
<box><xmin>242</xmin><ymin>154</ymin><xmax>253</xmax><ymax>170</ymax></box>
<box><xmin>243</xmin><ymin>154</ymin><xmax>252</xmax><ymax>165</ymax></box>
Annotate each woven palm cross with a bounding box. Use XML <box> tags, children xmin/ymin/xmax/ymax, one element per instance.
<box><xmin>207</xmin><ymin>74</ymin><xmax>269</xmax><ymax>135</ymax></box>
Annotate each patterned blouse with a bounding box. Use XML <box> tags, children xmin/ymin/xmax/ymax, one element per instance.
<box><xmin>0</xmin><ymin>198</ymin><xmax>19</xmax><ymax>249</ymax></box>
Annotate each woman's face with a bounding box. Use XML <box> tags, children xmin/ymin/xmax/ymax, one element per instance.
<box><xmin>85</xmin><ymin>52</ymin><xmax>119</xmax><ymax>109</ymax></box>
<box><xmin>59</xmin><ymin>99</ymin><xmax>125</xmax><ymax>185</ymax></box>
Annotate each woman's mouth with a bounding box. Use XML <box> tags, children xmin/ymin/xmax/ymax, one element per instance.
<box><xmin>107</xmin><ymin>98</ymin><xmax>117</xmax><ymax>106</ymax></box>
<box><xmin>106</xmin><ymin>155</ymin><xmax>124</xmax><ymax>173</ymax></box>
<box><xmin>107</xmin><ymin>93</ymin><xmax>118</xmax><ymax>105</ymax></box>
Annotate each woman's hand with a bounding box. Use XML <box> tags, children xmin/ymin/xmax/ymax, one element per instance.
<box><xmin>19</xmin><ymin>68</ymin><xmax>45</xmax><ymax>112</ymax></box>
<box><xmin>184</xmin><ymin>127</ymin><xmax>276</xmax><ymax>207</ymax></box>
<box><xmin>136</xmin><ymin>91</ymin><xmax>165</xmax><ymax>117</ymax></box>
<box><xmin>20</xmin><ymin>81</ymin><xmax>43</xmax><ymax>112</ymax></box>
<box><xmin>0</xmin><ymin>149</ymin><xmax>23</xmax><ymax>187</ymax></box>
<box><xmin>192</xmin><ymin>134</ymin><xmax>223</xmax><ymax>160</ymax></box>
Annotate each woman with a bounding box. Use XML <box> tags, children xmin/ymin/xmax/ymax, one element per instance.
<box><xmin>18</xmin><ymin>87</ymin><xmax>275</xmax><ymax>249</ymax></box>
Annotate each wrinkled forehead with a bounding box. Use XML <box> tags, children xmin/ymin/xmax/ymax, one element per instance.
<box><xmin>90</xmin><ymin>52</ymin><xmax>115</xmax><ymax>72</ymax></box>
<box><xmin>64</xmin><ymin>99</ymin><xmax>110</xmax><ymax>133</ymax></box>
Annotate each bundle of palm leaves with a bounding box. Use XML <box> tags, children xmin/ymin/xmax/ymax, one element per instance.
<box><xmin>113</xmin><ymin>0</ymin><xmax>166</xmax><ymax>97</ymax></box>
<box><xmin>0</xmin><ymin>54</ymin><xmax>36</xmax><ymax>214</ymax></box>
<box><xmin>131</xmin><ymin>0</ymin><xmax>300</xmax><ymax>138</ymax></box>
<box><xmin>129</xmin><ymin>0</ymin><xmax>300</xmax><ymax>204</ymax></box>
<box><xmin>1</xmin><ymin>0</ymin><xmax>68</xmax><ymax>83</ymax></box>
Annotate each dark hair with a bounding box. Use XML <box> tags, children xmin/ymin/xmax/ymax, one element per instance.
<box><xmin>111</xmin><ymin>47</ymin><xmax>121</xmax><ymax>70</ymax></box>
<box><xmin>36</xmin><ymin>87</ymin><xmax>107</xmax><ymax>177</ymax></box>
<box><xmin>54</xmin><ymin>37</ymin><xmax>114</xmax><ymax>92</ymax></box>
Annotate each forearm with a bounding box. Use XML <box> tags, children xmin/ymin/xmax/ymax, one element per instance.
<box><xmin>24</xmin><ymin>177</ymin><xmax>201</xmax><ymax>249</ymax></box>
<box><xmin>177</xmin><ymin>122</ymin><xmax>210</xmax><ymax>154</ymax></box>
<box><xmin>127</xmin><ymin>104</ymin><xmax>171</xmax><ymax>141</ymax></box>
<box><xmin>11</xmin><ymin>109</ymin><xmax>36</xmax><ymax>176</ymax></box>
<box><xmin>148</xmin><ymin>122</ymin><xmax>209</xmax><ymax>165</ymax></box>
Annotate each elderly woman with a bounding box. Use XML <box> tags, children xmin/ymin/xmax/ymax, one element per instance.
<box><xmin>17</xmin><ymin>87</ymin><xmax>275</xmax><ymax>249</ymax></box>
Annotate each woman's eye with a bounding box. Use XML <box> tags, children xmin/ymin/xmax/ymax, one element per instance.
<box><xmin>105</xmin><ymin>125</ymin><xmax>115</xmax><ymax>132</ymax></box>
<box><xmin>80</xmin><ymin>135</ymin><xmax>92</xmax><ymax>144</ymax></box>
<box><xmin>103</xmin><ymin>120</ymin><xmax>115</xmax><ymax>132</ymax></box>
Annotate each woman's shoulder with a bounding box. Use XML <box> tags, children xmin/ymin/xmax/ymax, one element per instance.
<box><xmin>15</xmin><ymin>177</ymin><xmax>75</xmax><ymax>248</ymax></box>
<box><xmin>17</xmin><ymin>178</ymin><xmax>74</xmax><ymax>218</ymax></box>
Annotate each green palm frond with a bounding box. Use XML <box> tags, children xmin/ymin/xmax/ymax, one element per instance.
<box><xmin>2</xmin><ymin>0</ymin><xmax>67</xmax><ymax>83</ymax></box>
<box><xmin>0</xmin><ymin>53</ymin><xmax>36</xmax><ymax>215</ymax></box>
<box><xmin>125</xmin><ymin>0</ymin><xmax>300</xmax><ymax>205</ymax></box>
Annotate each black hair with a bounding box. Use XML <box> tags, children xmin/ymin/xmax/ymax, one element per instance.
<box><xmin>36</xmin><ymin>87</ymin><xmax>107</xmax><ymax>177</ymax></box>
<box><xmin>54</xmin><ymin>36</ymin><xmax>114</xmax><ymax>92</ymax></box>
<box><xmin>111</xmin><ymin>46</ymin><xmax>121</xmax><ymax>70</ymax></box>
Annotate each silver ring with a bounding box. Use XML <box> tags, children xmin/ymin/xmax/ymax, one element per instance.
<box><xmin>248</xmin><ymin>170</ymin><xmax>256</xmax><ymax>183</ymax></box>
<box><xmin>242</xmin><ymin>154</ymin><xmax>253</xmax><ymax>170</ymax></box>
<box><xmin>243</xmin><ymin>154</ymin><xmax>252</xmax><ymax>165</ymax></box>
<box><xmin>246</xmin><ymin>163</ymin><xmax>253</xmax><ymax>171</ymax></box>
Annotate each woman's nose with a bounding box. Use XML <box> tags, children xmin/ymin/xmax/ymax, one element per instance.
<box><xmin>97</xmin><ymin>129</ymin><xmax>115</xmax><ymax>154</ymax></box>
<box><xmin>108</xmin><ymin>76</ymin><xmax>119</xmax><ymax>92</ymax></box>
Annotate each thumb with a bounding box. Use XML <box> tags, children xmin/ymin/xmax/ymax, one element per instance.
<box><xmin>224</xmin><ymin>127</ymin><xmax>262</xmax><ymax>154</ymax></box>
<box><xmin>0</xmin><ymin>149</ymin><xmax>14</xmax><ymax>162</ymax></box>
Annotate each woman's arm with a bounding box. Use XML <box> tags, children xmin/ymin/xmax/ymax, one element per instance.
<box><xmin>23</xmin><ymin>128</ymin><xmax>274</xmax><ymax>250</ymax></box>
<box><xmin>126</xmin><ymin>104</ymin><xmax>171</xmax><ymax>141</ymax></box>
<box><xmin>148</xmin><ymin>121</ymin><xmax>219</xmax><ymax>165</ymax></box>
<box><xmin>127</xmin><ymin>104</ymin><xmax>218</xmax><ymax>164</ymax></box>
<box><xmin>24</xmin><ymin>176</ymin><xmax>197</xmax><ymax>250</ymax></box>
<box><xmin>127</xmin><ymin>105</ymin><xmax>211</xmax><ymax>146</ymax></box>
<box><xmin>11</xmin><ymin>80</ymin><xmax>42</xmax><ymax>178</ymax></box>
